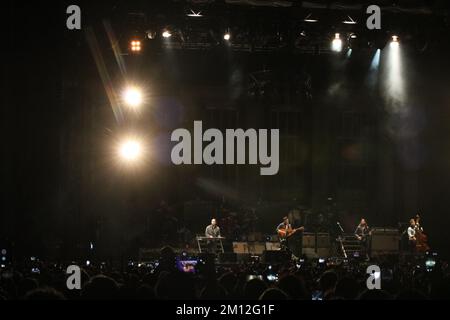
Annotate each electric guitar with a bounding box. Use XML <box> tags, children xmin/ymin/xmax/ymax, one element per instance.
<box><xmin>277</xmin><ymin>226</ymin><xmax>304</xmax><ymax>239</ymax></box>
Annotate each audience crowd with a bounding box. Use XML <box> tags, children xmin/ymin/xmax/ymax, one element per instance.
<box><xmin>1</xmin><ymin>247</ymin><xmax>449</xmax><ymax>300</ymax></box>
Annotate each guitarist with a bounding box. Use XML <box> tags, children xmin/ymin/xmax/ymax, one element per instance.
<box><xmin>276</xmin><ymin>216</ymin><xmax>304</xmax><ymax>251</ymax></box>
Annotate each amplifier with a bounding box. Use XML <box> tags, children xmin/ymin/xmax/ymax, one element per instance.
<box><xmin>302</xmin><ymin>233</ymin><xmax>315</xmax><ymax>248</ymax></box>
<box><xmin>316</xmin><ymin>233</ymin><xmax>331</xmax><ymax>248</ymax></box>
<box><xmin>302</xmin><ymin>248</ymin><xmax>317</xmax><ymax>259</ymax></box>
<box><xmin>316</xmin><ymin>247</ymin><xmax>331</xmax><ymax>258</ymax></box>
<box><xmin>232</xmin><ymin>242</ymin><xmax>249</xmax><ymax>254</ymax></box>
<box><xmin>370</xmin><ymin>230</ymin><xmax>400</xmax><ymax>255</ymax></box>
<box><xmin>248</xmin><ymin>242</ymin><xmax>266</xmax><ymax>255</ymax></box>
<box><xmin>265</xmin><ymin>242</ymin><xmax>281</xmax><ymax>251</ymax></box>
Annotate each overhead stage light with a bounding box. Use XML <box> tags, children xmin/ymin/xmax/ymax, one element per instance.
<box><xmin>130</xmin><ymin>40</ymin><xmax>141</xmax><ymax>52</ymax></box>
<box><xmin>304</xmin><ymin>13</ymin><xmax>318</xmax><ymax>23</ymax></box>
<box><xmin>187</xmin><ymin>10</ymin><xmax>203</xmax><ymax>18</ymax></box>
<box><xmin>332</xmin><ymin>33</ymin><xmax>343</xmax><ymax>52</ymax></box>
<box><xmin>343</xmin><ymin>16</ymin><xmax>357</xmax><ymax>25</ymax></box>
<box><xmin>390</xmin><ymin>35</ymin><xmax>399</xmax><ymax>49</ymax></box>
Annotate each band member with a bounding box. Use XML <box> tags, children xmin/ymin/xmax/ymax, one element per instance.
<box><xmin>205</xmin><ymin>218</ymin><xmax>221</xmax><ymax>254</ymax></box>
<box><xmin>354</xmin><ymin>218</ymin><xmax>370</xmax><ymax>257</ymax></box>
<box><xmin>354</xmin><ymin>218</ymin><xmax>370</xmax><ymax>241</ymax></box>
<box><xmin>276</xmin><ymin>216</ymin><xmax>304</xmax><ymax>251</ymax></box>
<box><xmin>415</xmin><ymin>214</ymin><xmax>423</xmax><ymax>232</ymax></box>
<box><xmin>407</xmin><ymin>218</ymin><xmax>417</xmax><ymax>252</ymax></box>
<box><xmin>413</xmin><ymin>214</ymin><xmax>430</xmax><ymax>252</ymax></box>
<box><xmin>205</xmin><ymin>218</ymin><xmax>221</xmax><ymax>238</ymax></box>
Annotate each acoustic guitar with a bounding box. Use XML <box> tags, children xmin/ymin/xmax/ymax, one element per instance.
<box><xmin>277</xmin><ymin>226</ymin><xmax>304</xmax><ymax>239</ymax></box>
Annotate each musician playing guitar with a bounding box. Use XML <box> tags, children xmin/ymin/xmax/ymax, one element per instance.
<box><xmin>276</xmin><ymin>216</ymin><xmax>304</xmax><ymax>251</ymax></box>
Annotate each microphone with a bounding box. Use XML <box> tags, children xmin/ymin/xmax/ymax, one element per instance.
<box><xmin>336</xmin><ymin>222</ymin><xmax>344</xmax><ymax>233</ymax></box>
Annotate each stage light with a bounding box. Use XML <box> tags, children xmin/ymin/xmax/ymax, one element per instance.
<box><xmin>343</xmin><ymin>15</ymin><xmax>357</xmax><ymax>25</ymax></box>
<box><xmin>223</xmin><ymin>33</ymin><xmax>231</xmax><ymax>41</ymax></box>
<box><xmin>187</xmin><ymin>10</ymin><xmax>203</xmax><ymax>17</ymax></box>
<box><xmin>304</xmin><ymin>13</ymin><xmax>318</xmax><ymax>23</ymax></box>
<box><xmin>130</xmin><ymin>40</ymin><xmax>141</xmax><ymax>52</ymax></box>
<box><xmin>390</xmin><ymin>35</ymin><xmax>399</xmax><ymax>49</ymax></box>
<box><xmin>119</xmin><ymin>139</ymin><xmax>142</xmax><ymax>162</ymax></box>
<box><xmin>332</xmin><ymin>33</ymin><xmax>343</xmax><ymax>52</ymax></box>
<box><xmin>162</xmin><ymin>30</ymin><xmax>172</xmax><ymax>38</ymax></box>
<box><xmin>122</xmin><ymin>87</ymin><xmax>143</xmax><ymax>109</ymax></box>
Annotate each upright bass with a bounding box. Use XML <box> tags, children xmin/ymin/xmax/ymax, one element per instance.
<box><xmin>414</xmin><ymin>214</ymin><xmax>430</xmax><ymax>252</ymax></box>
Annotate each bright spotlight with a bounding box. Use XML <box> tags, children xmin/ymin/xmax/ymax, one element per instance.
<box><xmin>130</xmin><ymin>40</ymin><xmax>141</xmax><ymax>52</ymax></box>
<box><xmin>383</xmin><ymin>33</ymin><xmax>404</xmax><ymax>104</ymax></box>
<box><xmin>162</xmin><ymin>30</ymin><xmax>172</xmax><ymax>38</ymax></box>
<box><xmin>119</xmin><ymin>139</ymin><xmax>142</xmax><ymax>161</ymax></box>
<box><xmin>332</xmin><ymin>33</ymin><xmax>343</xmax><ymax>52</ymax></box>
<box><xmin>223</xmin><ymin>33</ymin><xmax>231</xmax><ymax>41</ymax></box>
<box><xmin>370</xmin><ymin>49</ymin><xmax>381</xmax><ymax>70</ymax></box>
<box><xmin>390</xmin><ymin>35</ymin><xmax>399</xmax><ymax>49</ymax></box>
<box><xmin>122</xmin><ymin>87</ymin><xmax>143</xmax><ymax>108</ymax></box>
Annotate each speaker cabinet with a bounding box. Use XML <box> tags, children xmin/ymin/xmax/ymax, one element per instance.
<box><xmin>248</xmin><ymin>242</ymin><xmax>266</xmax><ymax>255</ymax></box>
<box><xmin>302</xmin><ymin>233</ymin><xmax>315</xmax><ymax>248</ymax></box>
<box><xmin>265</xmin><ymin>242</ymin><xmax>281</xmax><ymax>251</ymax></box>
<box><xmin>232</xmin><ymin>242</ymin><xmax>249</xmax><ymax>254</ymax></box>
<box><xmin>370</xmin><ymin>230</ymin><xmax>400</xmax><ymax>255</ymax></box>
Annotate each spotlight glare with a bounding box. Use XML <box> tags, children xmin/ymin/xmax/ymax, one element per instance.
<box><xmin>331</xmin><ymin>33</ymin><xmax>343</xmax><ymax>52</ymax></box>
<box><xmin>123</xmin><ymin>87</ymin><xmax>143</xmax><ymax>108</ymax></box>
<box><xmin>223</xmin><ymin>33</ymin><xmax>231</xmax><ymax>41</ymax></box>
<box><xmin>119</xmin><ymin>139</ymin><xmax>142</xmax><ymax>162</ymax></box>
<box><xmin>162</xmin><ymin>30</ymin><xmax>172</xmax><ymax>38</ymax></box>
